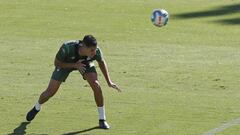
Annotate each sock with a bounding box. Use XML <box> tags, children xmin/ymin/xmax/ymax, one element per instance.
<box><xmin>98</xmin><ymin>106</ymin><xmax>106</xmax><ymax>120</ymax></box>
<box><xmin>34</xmin><ymin>101</ymin><xmax>41</xmax><ymax>111</ymax></box>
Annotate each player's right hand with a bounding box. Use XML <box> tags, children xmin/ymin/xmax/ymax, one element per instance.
<box><xmin>74</xmin><ymin>60</ymin><xmax>86</xmax><ymax>70</ymax></box>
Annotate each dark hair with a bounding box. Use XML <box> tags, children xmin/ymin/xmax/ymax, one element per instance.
<box><xmin>83</xmin><ymin>35</ymin><xmax>97</xmax><ymax>47</ymax></box>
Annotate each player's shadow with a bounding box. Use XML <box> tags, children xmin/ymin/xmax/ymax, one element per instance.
<box><xmin>216</xmin><ymin>18</ymin><xmax>240</xmax><ymax>25</ymax></box>
<box><xmin>174</xmin><ymin>3</ymin><xmax>240</xmax><ymax>25</ymax></box>
<box><xmin>62</xmin><ymin>126</ymin><xmax>100</xmax><ymax>135</ymax></box>
<box><xmin>8</xmin><ymin>122</ymin><xmax>31</xmax><ymax>135</ymax></box>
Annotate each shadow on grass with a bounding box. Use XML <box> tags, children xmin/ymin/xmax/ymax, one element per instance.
<box><xmin>216</xmin><ymin>18</ymin><xmax>240</xmax><ymax>25</ymax></box>
<box><xmin>8</xmin><ymin>122</ymin><xmax>48</xmax><ymax>135</ymax></box>
<box><xmin>8</xmin><ymin>122</ymin><xmax>30</xmax><ymax>135</ymax></box>
<box><xmin>174</xmin><ymin>3</ymin><xmax>240</xmax><ymax>25</ymax></box>
<box><xmin>62</xmin><ymin>126</ymin><xmax>101</xmax><ymax>135</ymax></box>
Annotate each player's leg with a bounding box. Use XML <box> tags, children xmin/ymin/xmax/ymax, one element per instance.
<box><xmin>84</xmin><ymin>72</ymin><xmax>110</xmax><ymax>129</ymax></box>
<box><xmin>38</xmin><ymin>79</ymin><xmax>61</xmax><ymax>104</ymax></box>
<box><xmin>26</xmin><ymin>79</ymin><xmax>61</xmax><ymax>121</ymax></box>
<box><xmin>84</xmin><ymin>73</ymin><xmax>103</xmax><ymax>107</ymax></box>
<box><xmin>26</xmin><ymin>67</ymin><xmax>71</xmax><ymax>121</ymax></box>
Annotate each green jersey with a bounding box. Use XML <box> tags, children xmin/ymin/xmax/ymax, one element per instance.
<box><xmin>56</xmin><ymin>40</ymin><xmax>103</xmax><ymax>63</ymax></box>
<box><xmin>51</xmin><ymin>40</ymin><xmax>102</xmax><ymax>82</ymax></box>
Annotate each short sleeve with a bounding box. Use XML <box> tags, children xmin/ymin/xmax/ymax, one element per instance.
<box><xmin>95</xmin><ymin>48</ymin><xmax>103</xmax><ymax>62</ymax></box>
<box><xmin>56</xmin><ymin>45</ymin><xmax>67</xmax><ymax>62</ymax></box>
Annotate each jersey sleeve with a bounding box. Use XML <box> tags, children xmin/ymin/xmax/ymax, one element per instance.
<box><xmin>95</xmin><ymin>48</ymin><xmax>103</xmax><ymax>62</ymax></box>
<box><xmin>55</xmin><ymin>44</ymin><xmax>68</xmax><ymax>62</ymax></box>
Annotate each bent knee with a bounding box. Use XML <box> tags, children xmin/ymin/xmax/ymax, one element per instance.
<box><xmin>89</xmin><ymin>80</ymin><xmax>102</xmax><ymax>92</ymax></box>
<box><xmin>89</xmin><ymin>80</ymin><xmax>100</xmax><ymax>88</ymax></box>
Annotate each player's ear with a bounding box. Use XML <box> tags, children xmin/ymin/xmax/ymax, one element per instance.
<box><xmin>81</xmin><ymin>43</ymin><xmax>88</xmax><ymax>50</ymax></box>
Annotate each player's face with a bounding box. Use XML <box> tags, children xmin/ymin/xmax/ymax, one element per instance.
<box><xmin>85</xmin><ymin>46</ymin><xmax>97</xmax><ymax>58</ymax></box>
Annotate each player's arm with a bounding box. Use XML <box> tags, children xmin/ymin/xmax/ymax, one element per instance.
<box><xmin>97</xmin><ymin>59</ymin><xmax>121</xmax><ymax>92</ymax></box>
<box><xmin>97</xmin><ymin>59</ymin><xmax>111</xmax><ymax>85</ymax></box>
<box><xmin>54</xmin><ymin>58</ymin><xmax>85</xmax><ymax>69</ymax></box>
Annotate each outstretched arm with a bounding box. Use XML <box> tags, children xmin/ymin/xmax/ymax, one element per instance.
<box><xmin>98</xmin><ymin>59</ymin><xmax>121</xmax><ymax>92</ymax></box>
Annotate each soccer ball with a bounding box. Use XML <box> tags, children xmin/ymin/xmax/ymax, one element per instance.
<box><xmin>151</xmin><ymin>9</ymin><xmax>169</xmax><ymax>27</ymax></box>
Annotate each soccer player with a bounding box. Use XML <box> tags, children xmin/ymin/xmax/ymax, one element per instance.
<box><xmin>26</xmin><ymin>35</ymin><xmax>121</xmax><ymax>129</ymax></box>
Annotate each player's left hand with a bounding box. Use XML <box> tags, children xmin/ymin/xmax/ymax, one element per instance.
<box><xmin>108</xmin><ymin>82</ymin><xmax>121</xmax><ymax>92</ymax></box>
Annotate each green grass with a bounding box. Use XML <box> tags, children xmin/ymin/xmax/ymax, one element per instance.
<box><xmin>0</xmin><ymin>0</ymin><xmax>240</xmax><ymax>134</ymax></box>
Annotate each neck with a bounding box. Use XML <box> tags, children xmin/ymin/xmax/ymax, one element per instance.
<box><xmin>78</xmin><ymin>47</ymin><xmax>87</xmax><ymax>56</ymax></box>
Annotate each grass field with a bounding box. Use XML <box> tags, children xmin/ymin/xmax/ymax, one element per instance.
<box><xmin>0</xmin><ymin>0</ymin><xmax>240</xmax><ymax>135</ymax></box>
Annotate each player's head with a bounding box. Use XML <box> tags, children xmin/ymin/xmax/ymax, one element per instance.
<box><xmin>80</xmin><ymin>35</ymin><xmax>97</xmax><ymax>57</ymax></box>
<box><xmin>83</xmin><ymin>35</ymin><xmax>97</xmax><ymax>47</ymax></box>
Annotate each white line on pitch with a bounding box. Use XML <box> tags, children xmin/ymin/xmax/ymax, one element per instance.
<box><xmin>202</xmin><ymin>117</ymin><xmax>240</xmax><ymax>135</ymax></box>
